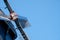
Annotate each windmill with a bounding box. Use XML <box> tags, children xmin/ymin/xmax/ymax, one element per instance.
<box><xmin>0</xmin><ymin>0</ymin><xmax>30</xmax><ymax>40</ymax></box>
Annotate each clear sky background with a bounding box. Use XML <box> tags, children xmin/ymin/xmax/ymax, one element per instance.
<box><xmin>0</xmin><ymin>0</ymin><xmax>60</xmax><ymax>40</ymax></box>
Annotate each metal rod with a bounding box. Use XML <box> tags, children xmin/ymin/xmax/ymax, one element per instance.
<box><xmin>4</xmin><ymin>0</ymin><xmax>14</xmax><ymax>13</ymax></box>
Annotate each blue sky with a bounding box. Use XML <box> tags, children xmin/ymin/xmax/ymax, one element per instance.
<box><xmin>0</xmin><ymin>0</ymin><xmax>60</xmax><ymax>40</ymax></box>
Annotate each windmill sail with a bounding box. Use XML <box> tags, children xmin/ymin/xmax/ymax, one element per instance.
<box><xmin>3</xmin><ymin>0</ymin><xmax>29</xmax><ymax>40</ymax></box>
